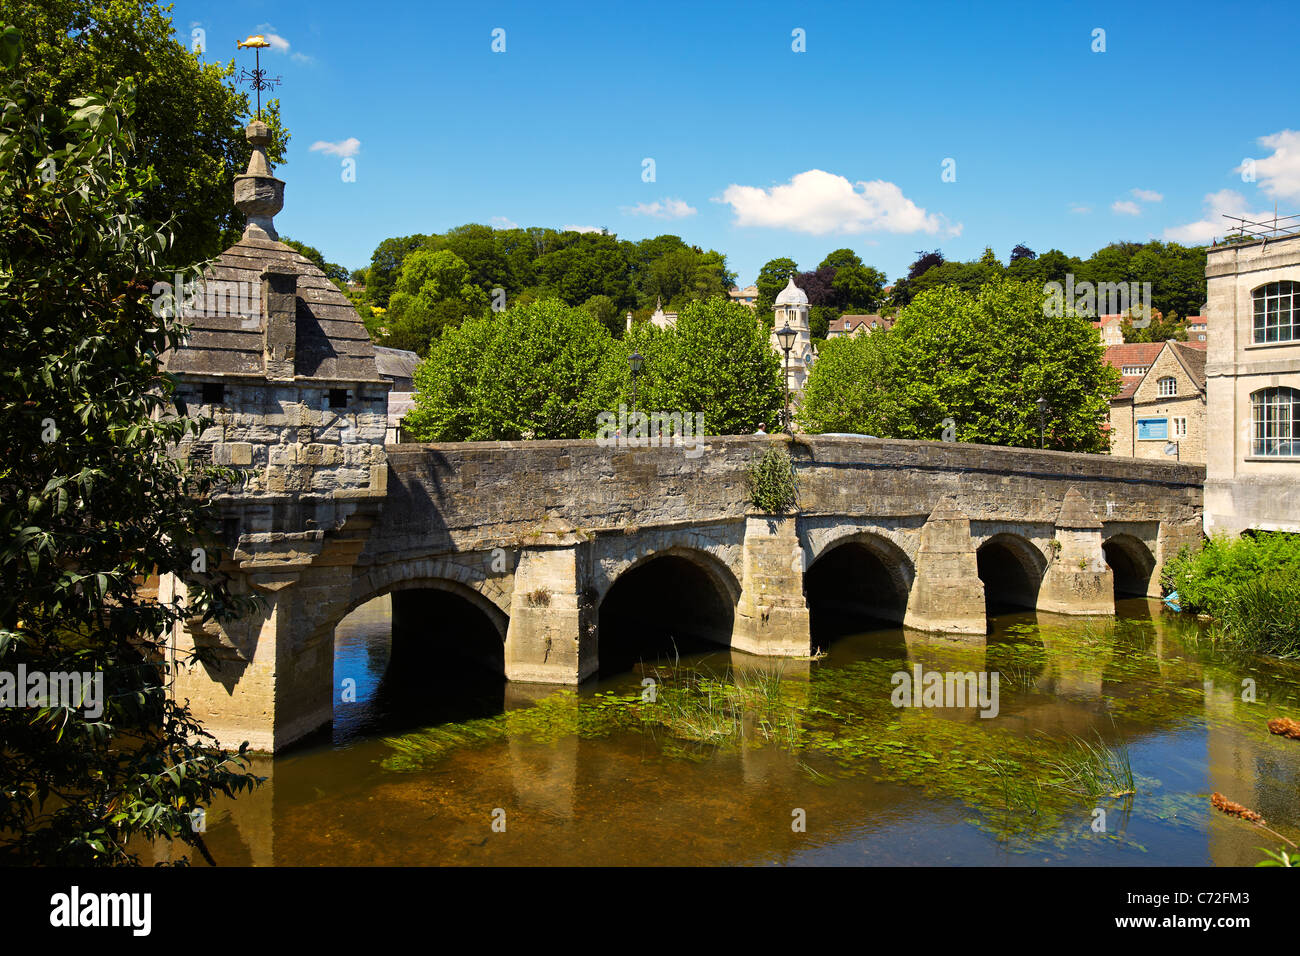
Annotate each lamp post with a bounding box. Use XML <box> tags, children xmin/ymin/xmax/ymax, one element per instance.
<box><xmin>1036</xmin><ymin>396</ymin><xmax>1048</xmax><ymax>449</ymax></box>
<box><xmin>776</xmin><ymin>323</ymin><xmax>796</xmax><ymax>434</ymax></box>
<box><xmin>628</xmin><ymin>351</ymin><xmax>644</xmax><ymax>415</ymax></box>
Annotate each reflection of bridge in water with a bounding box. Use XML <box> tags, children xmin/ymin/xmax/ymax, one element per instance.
<box><xmin>173</xmin><ymin>600</ymin><xmax>1284</xmax><ymax>867</ymax></box>
<box><xmin>167</xmin><ymin>435</ymin><xmax>1203</xmax><ymax>753</ymax></box>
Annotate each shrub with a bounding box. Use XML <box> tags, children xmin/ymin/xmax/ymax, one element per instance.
<box><xmin>1162</xmin><ymin>532</ymin><xmax>1300</xmax><ymax>616</ymax></box>
<box><xmin>747</xmin><ymin>445</ymin><xmax>798</xmax><ymax>515</ymax></box>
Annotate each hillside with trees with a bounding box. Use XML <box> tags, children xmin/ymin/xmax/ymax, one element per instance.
<box><xmin>358</xmin><ymin>225</ymin><xmax>736</xmax><ymax>356</ymax></box>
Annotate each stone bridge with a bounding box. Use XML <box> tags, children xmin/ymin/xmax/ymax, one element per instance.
<box><xmin>167</xmin><ymin>435</ymin><xmax>1204</xmax><ymax>752</ymax></box>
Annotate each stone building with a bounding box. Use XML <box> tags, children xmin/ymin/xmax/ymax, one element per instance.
<box><xmin>1105</xmin><ymin>340</ymin><xmax>1207</xmax><ymax>463</ymax></box>
<box><xmin>158</xmin><ymin>120</ymin><xmax>392</xmax><ymax>747</ymax></box>
<box><xmin>374</xmin><ymin>345</ymin><xmax>419</xmax><ymax>443</ymax></box>
<box><xmin>1204</xmin><ymin>230</ymin><xmax>1300</xmax><ymax>534</ymax></box>
<box><xmin>770</xmin><ymin>276</ymin><xmax>814</xmax><ymax>393</ymax></box>
<box><xmin>826</xmin><ymin>314</ymin><xmax>893</xmax><ymax>339</ymax></box>
<box><xmin>648</xmin><ymin>297</ymin><xmax>678</xmax><ymax>330</ymax></box>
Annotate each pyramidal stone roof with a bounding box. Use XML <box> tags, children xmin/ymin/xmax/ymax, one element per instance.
<box><xmin>162</xmin><ymin>120</ymin><xmax>385</xmax><ymax>385</ymax></box>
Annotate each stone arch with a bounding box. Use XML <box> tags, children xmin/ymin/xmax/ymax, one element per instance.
<box><xmin>976</xmin><ymin>532</ymin><xmax>1046</xmax><ymax>612</ymax></box>
<box><xmin>803</xmin><ymin>530</ymin><xmax>915</xmax><ymax>634</ymax></box>
<box><xmin>595</xmin><ymin>545</ymin><xmax>741</xmax><ymax>674</ymax></box>
<box><xmin>349</xmin><ymin>554</ymin><xmax>513</xmax><ymax>625</ymax></box>
<box><xmin>1102</xmin><ymin>533</ymin><xmax>1157</xmax><ymax>598</ymax></box>
<box><xmin>589</xmin><ymin>526</ymin><xmax>744</xmax><ymax>609</ymax></box>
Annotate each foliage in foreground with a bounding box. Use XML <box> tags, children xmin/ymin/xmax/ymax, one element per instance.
<box><xmin>0</xmin><ymin>29</ymin><xmax>260</xmax><ymax>865</ymax></box>
<box><xmin>4</xmin><ymin>0</ymin><xmax>290</xmax><ymax>266</ymax></box>
<box><xmin>1163</xmin><ymin>533</ymin><xmax>1300</xmax><ymax>659</ymax></box>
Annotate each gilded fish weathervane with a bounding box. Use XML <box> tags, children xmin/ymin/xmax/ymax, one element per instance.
<box><xmin>236</xmin><ymin>34</ymin><xmax>281</xmax><ymax>119</ymax></box>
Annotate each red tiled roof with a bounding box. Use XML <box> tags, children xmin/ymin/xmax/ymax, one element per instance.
<box><xmin>1104</xmin><ymin>342</ymin><xmax>1165</xmax><ymax>370</ymax></box>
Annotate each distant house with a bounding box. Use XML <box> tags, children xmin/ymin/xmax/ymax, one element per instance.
<box><xmin>648</xmin><ymin>297</ymin><xmax>678</xmax><ymax>330</ymax></box>
<box><xmin>1092</xmin><ymin>314</ymin><xmax>1125</xmax><ymax>346</ymax></box>
<box><xmin>1184</xmin><ymin>314</ymin><xmax>1208</xmax><ymax>343</ymax></box>
<box><xmin>1104</xmin><ymin>340</ymin><xmax>1207</xmax><ymax>462</ymax></box>
<box><xmin>826</xmin><ymin>314</ymin><xmax>893</xmax><ymax>339</ymax></box>
<box><xmin>728</xmin><ymin>284</ymin><xmax>758</xmax><ymax>308</ymax></box>
<box><xmin>373</xmin><ymin>345</ymin><xmax>420</xmax><ymax>443</ymax></box>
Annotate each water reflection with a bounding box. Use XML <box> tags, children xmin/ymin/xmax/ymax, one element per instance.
<box><xmin>191</xmin><ymin>595</ymin><xmax>1300</xmax><ymax>867</ymax></box>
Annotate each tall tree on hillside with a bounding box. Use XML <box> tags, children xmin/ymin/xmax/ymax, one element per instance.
<box><xmin>8</xmin><ymin>0</ymin><xmax>289</xmax><ymax>267</ymax></box>
<box><xmin>381</xmin><ymin>249</ymin><xmax>489</xmax><ymax>355</ymax></box>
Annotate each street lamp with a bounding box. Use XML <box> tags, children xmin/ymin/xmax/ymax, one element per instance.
<box><xmin>776</xmin><ymin>323</ymin><xmax>796</xmax><ymax>434</ymax></box>
<box><xmin>628</xmin><ymin>351</ymin><xmax>644</xmax><ymax>415</ymax></box>
<box><xmin>1036</xmin><ymin>396</ymin><xmax>1048</xmax><ymax>449</ymax></box>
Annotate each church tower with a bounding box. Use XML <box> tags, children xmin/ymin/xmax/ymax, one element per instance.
<box><xmin>770</xmin><ymin>276</ymin><xmax>814</xmax><ymax>392</ymax></box>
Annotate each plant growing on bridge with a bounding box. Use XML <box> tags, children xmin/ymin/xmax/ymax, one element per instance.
<box><xmin>0</xmin><ymin>31</ymin><xmax>260</xmax><ymax>865</ymax></box>
<box><xmin>747</xmin><ymin>445</ymin><xmax>799</xmax><ymax>515</ymax></box>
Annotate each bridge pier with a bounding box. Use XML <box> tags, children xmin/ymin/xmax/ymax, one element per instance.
<box><xmin>504</xmin><ymin>543</ymin><xmax>595</xmax><ymax>683</ymax></box>
<box><xmin>733</xmin><ymin>515</ymin><xmax>812</xmax><ymax>656</ymax></box>
<box><xmin>902</xmin><ymin>500</ymin><xmax>986</xmax><ymax>636</ymax></box>
<box><xmin>1037</xmin><ymin>487</ymin><xmax>1114</xmax><ymax>615</ymax></box>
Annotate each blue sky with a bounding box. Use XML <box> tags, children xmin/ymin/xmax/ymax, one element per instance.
<box><xmin>173</xmin><ymin>0</ymin><xmax>1300</xmax><ymax>285</ymax></box>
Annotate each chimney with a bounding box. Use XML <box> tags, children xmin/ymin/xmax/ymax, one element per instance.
<box><xmin>262</xmin><ymin>267</ymin><xmax>297</xmax><ymax>380</ymax></box>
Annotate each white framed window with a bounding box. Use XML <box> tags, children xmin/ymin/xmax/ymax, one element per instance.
<box><xmin>1252</xmin><ymin>387</ymin><xmax>1300</xmax><ymax>456</ymax></box>
<box><xmin>1157</xmin><ymin>376</ymin><xmax>1177</xmax><ymax>397</ymax></box>
<box><xmin>1122</xmin><ymin>365</ymin><xmax>1149</xmax><ymax>376</ymax></box>
<box><xmin>1173</xmin><ymin>417</ymin><xmax>1187</xmax><ymax>438</ymax></box>
<box><xmin>1253</xmin><ymin>281</ymin><xmax>1298</xmax><ymax>344</ymax></box>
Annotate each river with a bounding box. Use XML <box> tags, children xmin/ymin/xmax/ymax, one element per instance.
<box><xmin>189</xmin><ymin>596</ymin><xmax>1300</xmax><ymax>866</ymax></box>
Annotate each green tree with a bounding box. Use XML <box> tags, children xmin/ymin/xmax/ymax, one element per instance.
<box><xmin>798</xmin><ymin>332</ymin><xmax>896</xmax><ymax>435</ymax></box>
<box><xmin>382</xmin><ymin>249</ymin><xmax>490</xmax><ymax>356</ymax></box>
<box><xmin>884</xmin><ymin>278</ymin><xmax>1119</xmax><ymax>451</ymax></box>
<box><xmin>366</xmin><ymin>234</ymin><xmax>429</xmax><ymax>309</ymax></box>
<box><xmin>0</xmin><ymin>30</ymin><xmax>259</xmax><ymax>865</ymax></box>
<box><xmin>640</xmin><ymin>298</ymin><xmax>783</xmax><ymax>435</ymax></box>
<box><xmin>8</xmin><ymin>0</ymin><xmax>290</xmax><ymax>267</ymax></box>
<box><xmin>404</xmin><ymin>300</ymin><xmax>620</xmax><ymax>441</ymax></box>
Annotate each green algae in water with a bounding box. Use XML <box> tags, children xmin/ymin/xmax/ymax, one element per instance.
<box><xmin>379</xmin><ymin>613</ymin><xmax>1300</xmax><ymax>855</ymax></box>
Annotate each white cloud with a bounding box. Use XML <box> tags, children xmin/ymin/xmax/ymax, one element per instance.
<box><xmin>1243</xmin><ymin>129</ymin><xmax>1300</xmax><ymax>200</ymax></box>
<box><xmin>490</xmin><ymin>216</ymin><xmax>518</xmax><ymax>229</ymax></box>
<box><xmin>1131</xmin><ymin>188</ymin><xmax>1164</xmax><ymax>202</ymax></box>
<box><xmin>1069</xmin><ymin>203</ymin><xmax>1092</xmax><ymax>214</ymax></box>
<box><xmin>1111</xmin><ymin>200</ymin><xmax>1142</xmax><ymax>216</ymax></box>
<box><xmin>715</xmin><ymin>169</ymin><xmax>959</xmax><ymax>236</ymax></box>
<box><xmin>309</xmin><ymin>137</ymin><xmax>361</xmax><ymax>158</ymax></box>
<box><xmin>1162</xmin><ymin>189</ymin><xmax>1274</xmax><ymax>243</ymax></box>
<box><xmin>290</xmin><ymin>52</ymin><xmax>313</xmax><ymax>65</ymax></box>
<box><xmin>563</xmin><ymin>225</ymin><xmax>604</xmax><ymax>233</ymax></box>
<box><xmin>620</xmin><ymin>198</ymin><xmax>697</xmax><ymax>219</ymax></box>
<box><xmin>263</xmin><ymin>33</ymin><xmax>290</xmax><ymax>53</ymax></box>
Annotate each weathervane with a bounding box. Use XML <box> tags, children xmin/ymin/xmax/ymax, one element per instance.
<box><xmin>236</xmin><ymin>34</ymin><xmax>281</xmax><ymax>119</ymax></box>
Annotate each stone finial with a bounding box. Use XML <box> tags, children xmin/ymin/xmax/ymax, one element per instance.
<box><xmin>233</xmin><ymin>121</ymin><xmax>285</xmax><ymax>240</ymax></box>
